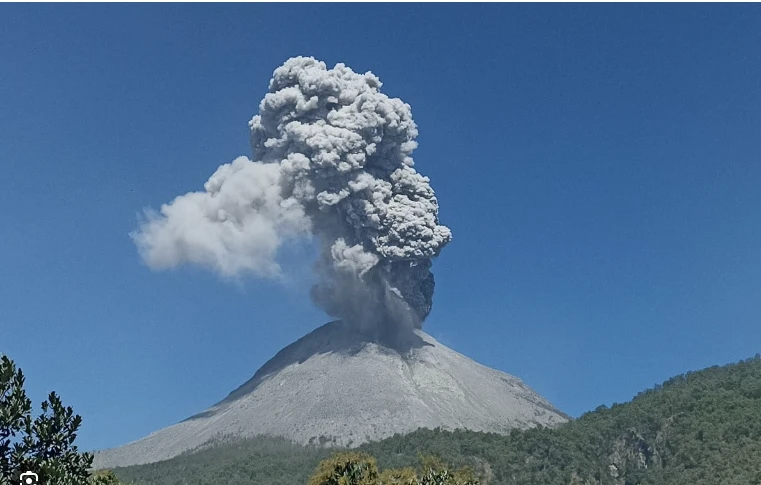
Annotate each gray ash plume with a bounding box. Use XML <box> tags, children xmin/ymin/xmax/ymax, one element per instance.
<box><xmin>132</xmin><ymin>57</ymin><xmax>451</xmax><ymax>342</ymax></box>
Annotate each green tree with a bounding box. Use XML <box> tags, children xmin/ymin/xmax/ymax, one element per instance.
<box><xmin>418</xmin><ymin>455</ymin><xmax>478</xmax><ymax>485</ymax></box>
<box><xmin>1</xmin><ymin>355</ymin><xmax>93</xmax><ymax>485</ymax></box>
<box><xmin>89</xmin><ymin>470</ymin><xmax>124</xmax><ymax>485</ymax></box>
<box><xmin>378</xmin><ymin>467</ymin><xmax>417</xmax><ymax>485</ymax></box>
<box><xmin>309</xmin><ymin>451</ymin><xmax>380</xmax><ymax>485</ymax></box>
<box><xmin>309</xmin><ymin>452</ymin><xmax>479</xmax><ymax>485</ymax></box>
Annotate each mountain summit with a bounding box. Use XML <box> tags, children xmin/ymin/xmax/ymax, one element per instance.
<box><xmin>93</xmin><ymin>321</ymin><xmax>567</xmax><ymax>468</ymax></box>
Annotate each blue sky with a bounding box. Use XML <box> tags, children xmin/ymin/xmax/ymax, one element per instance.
<box><xmin>1</xmin><ymin>4</ymin><xmax>760</xmax><ymax>452</ymax></box>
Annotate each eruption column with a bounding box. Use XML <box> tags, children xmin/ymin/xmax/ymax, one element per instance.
<box><xmin>133</xmin><ymin>57</ymin><xmax>452</xmax><ymax>342</ymax></box>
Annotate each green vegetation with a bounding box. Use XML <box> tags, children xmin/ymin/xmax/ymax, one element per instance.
<box><xmin>308</xmin><ymin>451</ymin><xmax>380</xmax><ymax>485</ymax></box>
<box><xmin>89</xmin><ymin>470</ymin><xmax>126</xmax><ymax>485</ymax></box>
<box><xmin>0</xmin><ymin>355</ymin><xmax>128</xmax><ymax>485</ymax></box>
<box><xmin>1</xmin><ymin>355</ymin><xmax>93</xmax><ymax>485</ymax></box>
<box><xmin>113</xmin><ymin>355</ymin><xmax>761</xmax><ymax>485</ymax></box>
<box><xmin>361</xmin><ymin>354</ymin><xmax>761</xmax><ymax>484</ymax></box>
<box><xmin>115</xmin><ymin>436</ymin><xmax>333</xmax><ymax>485</ymax></box>
<box><xmin>307</xmin><ymin>451</ymin><xmax>477</xmax><ymax>485</ymax></box>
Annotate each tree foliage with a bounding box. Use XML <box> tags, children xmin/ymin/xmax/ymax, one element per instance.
<box><xmin>377</xmin><ymin>466</ymin><xmax>417</xmax><ymax>485</ymax></box>
<box><xmin>0</xmin><ymin>355</ymin><xmax>94</xmax><ymax>485</ymax></box>
<box><xmin>308</xmin><ymin>452</ymin><xmax>478</xmax><ymax>485</ymax></box>
<box><xmin>89</xmin><ymin>470</ymin><xmax>125</xmax><ymax>485</ymax></box>
<box><xmin>308</xmin><ymin>452</ymin><xmax>380</xmax><ymax>485</ymax></box>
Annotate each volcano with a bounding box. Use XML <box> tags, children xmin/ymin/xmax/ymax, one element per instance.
<box><xmin>93</xmin><ymin>321</ymin><xmax>567</xmax><ymax>468</ymax></box>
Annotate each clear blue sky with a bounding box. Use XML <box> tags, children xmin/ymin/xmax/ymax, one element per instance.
<box><xmin>2</xmin><ymin>4</ymin><xmax>760</xmax><ymax>452</ymax></box>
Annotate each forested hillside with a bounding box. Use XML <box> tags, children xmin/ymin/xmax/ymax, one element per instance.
<box><xmin>113</xmin><ymin>355</ymin><xmax>761</xmax><ymax>485</ymax></box>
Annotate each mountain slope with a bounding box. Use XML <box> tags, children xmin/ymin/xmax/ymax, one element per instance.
<box><xmin>94</xmin><ymin>321</ymin><xmax>567</xmax><ymax>469</ymax></box>
<box><xmin>112</xmin><ymin>355</ymin><xmax>761</xmax><ymax>485</ymax></box>
<box><xmin>361</xmin><ymin>354</ymin><xmax>761</xmax><ymax>484</ymax></box>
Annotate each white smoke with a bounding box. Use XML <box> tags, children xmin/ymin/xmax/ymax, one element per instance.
<box><xmin>132</xmin><ymin>156</ymin><xmax>311</xmax><ymax>278</ymax></box>
<box><xmin>132</xmin><ymin>57</ymin><xmax>452</xmax><ymax>339</ymax></box>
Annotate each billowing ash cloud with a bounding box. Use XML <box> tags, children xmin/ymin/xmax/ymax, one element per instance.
<box><xmin>132</xmin><ymin>57</ymin><xmax>451</xmax><ymax>340</ymax></box>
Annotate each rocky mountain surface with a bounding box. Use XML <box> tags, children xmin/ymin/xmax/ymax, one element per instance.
<box><xmin>93</xmin><ymin>321</ymin><xmax>567</xmax><ymax>468</ymax></box>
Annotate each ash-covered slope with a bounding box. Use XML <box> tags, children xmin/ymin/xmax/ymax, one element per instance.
<box><xmin>94</xmin><ymin>321</ymin><xmax>567</xmax><ymax>469</ymax></box>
